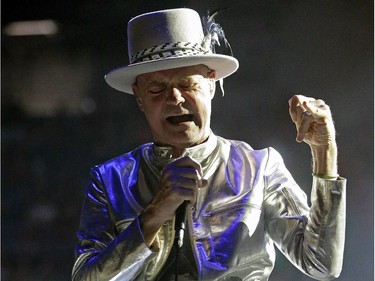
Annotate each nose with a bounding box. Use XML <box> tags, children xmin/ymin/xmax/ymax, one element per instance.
<box><xmin>167</xmin><ymin>87</ymin><xmax>185</xmax><ymax>105</ymax></box>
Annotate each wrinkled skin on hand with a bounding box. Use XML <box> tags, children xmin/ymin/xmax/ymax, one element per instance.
<box><xmin>288</xmin><ymin>95</ymin><xmax>336</xmax><ymax>148</ymax></box>
<box><xmin>140</xmin><ymin>156</ymin><xmax>208</xmax><ymax>247</ymax></box>
<box><xmin>152</xmin><ymin>156</ymin><xmax>207</xmax><ymax>220</ymax></box>
<box><xmin>288</xmin><ymin>95</ymin><xmax>338</xmax><ymax>177</ymax></box>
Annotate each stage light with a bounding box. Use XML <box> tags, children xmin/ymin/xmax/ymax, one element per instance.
<box><xmin>3</xmin><ymin>19</ymin><xmax>58</xmax><ymax>36</ymax></box>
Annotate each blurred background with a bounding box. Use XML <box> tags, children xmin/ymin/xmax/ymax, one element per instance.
<box><xmin>1</xmin><ymin>0</ymin><xmax>373</xmax><ymax>280</ymax></box>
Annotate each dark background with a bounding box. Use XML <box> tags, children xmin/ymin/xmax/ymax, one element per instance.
<box><xmin>1</xmin><ymin>1</ymin><xmax>373</xmax><ymax>280</ymax></box>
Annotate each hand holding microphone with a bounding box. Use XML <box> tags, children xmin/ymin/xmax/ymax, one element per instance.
<box><xmin>139</xmin><ymin>156</ymin><xmax>208</xmax><ymax>248</ymax></box>
<box><xmin>163</xmin><ymin>156</ymin><xmax>207</xmax><ymax>247</ymax></box>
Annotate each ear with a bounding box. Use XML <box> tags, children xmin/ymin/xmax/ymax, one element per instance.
<box><xmin>132</xmin><ymin>83</ymin><xmax>144</xmax><ymax>111</ymax></box>
<box><xmin>208</xmin><ymin>69</ymin><xmax>216</xmax><ymax>79</ymax></box>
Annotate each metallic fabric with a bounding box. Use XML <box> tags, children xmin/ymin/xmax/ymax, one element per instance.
<box><xmin>72</xmin><ymin>134</ymin><xmax>346</xmax><ymax>281</ymax></box>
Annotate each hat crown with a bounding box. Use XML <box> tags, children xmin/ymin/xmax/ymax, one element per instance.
<box><xmin>127</xmin><ymin>8</ymin><xmax>204</xmax><ymax>63</ymax></box>
<box><xmin>105</xmin><ymin>8</ymin><xmax>239</xmax><ymax>94</ymax></box>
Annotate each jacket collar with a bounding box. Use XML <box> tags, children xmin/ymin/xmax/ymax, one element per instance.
<box><xmin>147</xmin><ymin>133</ymin><xmax>218</xmax><ymax>172</ymax></box>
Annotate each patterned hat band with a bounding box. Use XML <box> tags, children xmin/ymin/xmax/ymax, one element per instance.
<box><xmin>130</xmin><ymin>41</ymin><xmax>211</xmax><ymax>64</ymax></box>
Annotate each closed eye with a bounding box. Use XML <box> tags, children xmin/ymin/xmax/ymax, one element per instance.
<box><xmin>180</xmin><ymin>83</ymin><xmax>198</xmax><ymax>91</ymax></box>
<box><xmin>148</xmin><ymin>87</ymin><xmax>165</xmax><ymax>94</ymax></box>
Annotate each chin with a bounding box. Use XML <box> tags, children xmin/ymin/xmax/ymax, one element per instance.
<box><xmin>155</xmin><ymin>126</ymin><xmax>209</xmax><ymax>147</ymax></box>
<box><xmin>179</xmin><ymin>133</ymin><xmax>209</xmax><ymax>147</ymax></box>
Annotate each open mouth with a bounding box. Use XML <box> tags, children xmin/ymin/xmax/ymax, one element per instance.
<box><xmin>167</xmin><ymin>114</ymin><xmax>194</xmax><ymax>124</ymax></box>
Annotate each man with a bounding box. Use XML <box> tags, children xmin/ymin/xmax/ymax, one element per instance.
<box><xmin>72</xmin><ymin>8</ymin><xmax>345</xmax><ymax>281</ymax></box>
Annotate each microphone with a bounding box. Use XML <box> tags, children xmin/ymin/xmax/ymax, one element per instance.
<box><xmin>174</xmin><ymin>201</ymin><xmax>189</xmax><ymax>248</ymax></box>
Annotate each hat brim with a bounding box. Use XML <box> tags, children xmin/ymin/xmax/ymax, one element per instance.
<box><xmin>104</xmin><ymin>54</ymin><xmax>239</xmax><ymax>94</ymax></box>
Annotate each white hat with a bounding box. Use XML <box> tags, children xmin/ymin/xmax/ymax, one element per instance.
<box><xmin>104</xmin><ymin>8</ymin><xmax>239</xmax><ymax>94</ymax></box>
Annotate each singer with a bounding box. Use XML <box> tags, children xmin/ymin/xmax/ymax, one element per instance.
<box><xmin>72</xmin><ymin>8</ymin><xmax>346</xmax><ymax>281</ymax></box>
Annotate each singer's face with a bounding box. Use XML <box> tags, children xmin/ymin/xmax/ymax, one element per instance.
<box><xmin>132</xmin><ymin>64</ymin><xmax>216</xmax><ymax>155</ymax></box>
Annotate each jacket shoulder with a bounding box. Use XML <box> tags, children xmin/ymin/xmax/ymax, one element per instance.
<box><xmin>218</xmin><ymin>136</ymin><xmax>279</xmax><ymax>157</ymax></box>
<box><xmin>93</xmin><ymin>143</ymin><xmax>152</xmax><ymax>174</ymax></box>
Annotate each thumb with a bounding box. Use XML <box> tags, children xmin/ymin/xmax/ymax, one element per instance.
<box><xmin>201</xmin><ymin>179</ymin><xmax>209</xmax><ymax>188</ymax></box>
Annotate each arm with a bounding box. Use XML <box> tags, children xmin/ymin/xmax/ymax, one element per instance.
<box><xmin>72</xmin><ymin>168</ymin><xmax>156</xmax><ymax>281</ymax></box>
<box><xmin>72</xmin><ymin>156</ymin><xmax>207</xmax><ymax>281</ymax></box>
<box><xmin>264</xmin><ymin>148</ymin><xmax>346</xmax><ymax>280</ymax></box>
<box><xmin>265</xmin><ymin>96</ymin><xmax>345</xmax><ymax>279</ymax></box>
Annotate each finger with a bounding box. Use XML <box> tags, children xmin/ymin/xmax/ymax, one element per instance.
<box><xmin>160</xmin><ymin>164</ymin><xmax>205</xmax><ymax>204</ymax></box>
<box><xmin>162</xmin><ymin>166</ymin><xmax>205</xmax><ymax>189</ymax></box>
<box><xmin>171</xmin><ymin>183</ymin><xmax>198</xmax><ymax>204</ymax></box>
<box><xmin>302</xmin><ymin>100</ymin><xmax>330</xmax><ymax>119</ymax></box>
<box><xmin>288</xmin><ymin>95</ymin><xmax>301</xmax><ymax>122</ymax></box>
<box><xmin>168</xmin><ymin>174</ymin><xmax>201</xmax><ymax>190</ymax></box>
<box><xmin>201</xmin><ymin>178</ymin><xmax>209</xmax><ymax>188</ymax></box>
<box><xmin>288</xmin><ymin>95</ymin><xmax>315</xmax><ymax>122</ymax></box>
<box><xmin>163</xmin><ymin>156</ymin><xmax>205</xmax><ymax>186</ymax></box>
<box><xmin>296</xmin><ymin>111</ymin><xmax>314</xmax><ymax>142</ymax></box>
<box><xmin>156</xmin><ymin>177</ymin><xmax>196</xmax><ymax>204</ymax></box>
<box><xmin>169</xmin><ymin>156</ymin><xmax>204</xmax><ymax>176</ymax></box>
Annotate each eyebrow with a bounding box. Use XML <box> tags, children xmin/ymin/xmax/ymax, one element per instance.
<box><xmin>135</xmin><ymin>65</ymin><xmax>212</xmax><ymax>88</ymax></box>
<box><xmin>145</xmin><ymin>75</ymin><xmax>203</xmax><ymax>87</ymax></box>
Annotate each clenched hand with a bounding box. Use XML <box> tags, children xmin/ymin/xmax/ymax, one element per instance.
<box><xmin>288</xmin><ymin>95</ymin><xmax>338</xmax><ymax>177</ymax></box>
